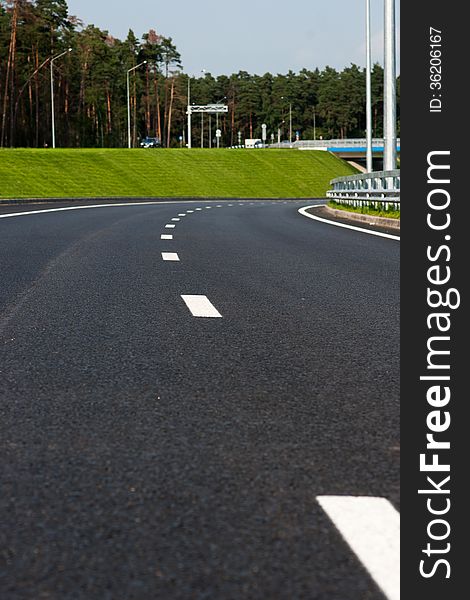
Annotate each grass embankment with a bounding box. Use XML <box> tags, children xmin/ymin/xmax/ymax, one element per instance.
<box><xmin>327</xmin><ymin>200</ymin><xmax>400</xmax><ymax>219</ymax></box>
<box><xmin>0</xmin><ymin>148</ymin><xmax>356</xmax><ymax>199</ymax></box>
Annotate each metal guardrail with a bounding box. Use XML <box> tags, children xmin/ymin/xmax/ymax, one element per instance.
<box><xmin>270</xmin><ymin>138</ymin><xmax>401</xmax><ymax>150</ymax></box>
<box><xmin>327</xmin><ymin>170</ymin><xmax>400</xmax><ymax>210</ymax></box>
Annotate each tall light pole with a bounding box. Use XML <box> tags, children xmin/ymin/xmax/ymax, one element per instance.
<box><xmin>215</xmin><ymin>96</ymin><xmax>226</xmax><ymax>149</ymax></box>
<box><xmin>384</xmin><ymin>0</ymin><xmax>397</xmax><ymax>170</ymax></box>
<box><xmin>201</xmin><ymin>112</ymin><xmax>204</xmax><ymax>148</ymax></box>
<box><xmin>365</xmin><ymin>0</ymin><xmax>373</xmax><ymax>172</ymax></box>
<box><xmin>50</xmin><ymin>48</ymin><xmax>72</xmax><ymax>148</ymax></box>
<box><xmin>127</xmin><ymin>60</ymin><xmax>147</xmax><ymax>149</ymax></box>
<box><xmin>281</xmin><ymin>96</ymin><xmax>292</xmax><ymax>144</ymax></box>
<box><xmin>187</xmin><ymin>77</ymin><xmax>192</xmax><ymax>148</ymax></box>
<box><xmin>289</xmin><ymin>103</ymin><xmax>292</xmax><ymax>144</ymax></box>
<box><xmin>200</xmin><ymin>69</ymin><xmax>206</xmax><ymax>148</ymax></box>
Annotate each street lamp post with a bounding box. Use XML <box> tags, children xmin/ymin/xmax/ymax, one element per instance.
<box><xmin>384</xmin><ymin>0</ymin><xmax>397</xmax><ymax>170</ymax></box>
<box><xmin>50</xmin><ymin>48</ymin><xmax>72</xmax><ymax>148</ymax></box>
<box><xmin>127</xmin><ymin>60</ymin><xmax>147</xmax><ymax>149</ymax></box>
<box><xmin>201</xmin><ymin>112</ymin><xmax>204</xmax><ymax>148</ymax></box>
<box><xmin>365</xmin><ymin>0</ymin><xmax>373</xmax><ymax>172</ymax></box>
<box><xmin>187</xmin><ymin>77</ymin><xmax>192</xmax><ymax>148</ymax></box>
<box><xmin>289</xmin><ymin>103</ymin><xmax>292</xmax><ymax>144</ymax></box>
<box><xmin>281</xmin><ymin>96</ymin><xmax>292</xmax><ymax>144</ymax></box>
<box><xmin>215</xmin><ymin>96</ymin><xmax>225</xmax><ymax>149</ymax></box>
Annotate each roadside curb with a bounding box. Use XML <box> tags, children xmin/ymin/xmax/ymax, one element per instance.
<box><xmin>298</xmin><ymin>205</ymin><xmax>400</xmax><ymax>241</ymax></box>
<box><xmin>323</xmin><ymin>205</ymin><xmax>400</xmax><ymax>230</ymax></box>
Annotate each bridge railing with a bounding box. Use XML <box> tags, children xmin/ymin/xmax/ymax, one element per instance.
<box><xmin>294</xmin><ymin>138</ymin><xmax>390</xmax><ymax>149</ymax></box>
<box><xmin>327</xmin><ymin>170</ymin><xmax>400</xmax><ymax>210</ymax></box>
<box><xmin>269</xmin><ymin>138</ymin><xmax>401</xmax><ymax>150</ymax></box>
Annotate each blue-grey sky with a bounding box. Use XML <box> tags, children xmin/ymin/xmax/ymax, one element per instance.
<box><xmin>66</xmin><ymin>0</ymin><xmax>400</xmax><ymax>76</ymax></box>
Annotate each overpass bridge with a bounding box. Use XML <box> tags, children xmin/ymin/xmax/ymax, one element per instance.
<box><xmin>271</xmin><ymin>138</ymin><xmax>401</xmax><ymax>159</ymax></box>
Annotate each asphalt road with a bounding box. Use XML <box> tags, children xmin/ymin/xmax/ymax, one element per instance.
<box><xmin>0</xmin><ymin>200</ymin><xmax>400</xmax><ymax>600</ymax></box>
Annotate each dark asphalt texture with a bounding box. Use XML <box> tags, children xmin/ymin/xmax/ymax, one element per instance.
<box><xmin>0</xmin><ymin>200</ymin><xmax>400</xmax><ymax>600</ymax></box>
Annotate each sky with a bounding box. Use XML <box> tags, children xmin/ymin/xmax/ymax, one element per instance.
<box><xmin>66</xmin><ymin>0</ymin><xmax>400</xmax><ymax>76</ymax></box>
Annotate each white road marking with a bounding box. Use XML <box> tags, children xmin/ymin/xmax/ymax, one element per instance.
<box><xmin>216</xmin><ymin>205</ymin><xmax>223</xmax><ymax>207</ymax></box>
<box><xmin>165</xmin><ymin>224</ymin><xmax>176</xmax><ymax>229</ymax></box>
<box><xmin>160</xmin><ymin>234</ymin><xmax>173</xmax><ymax>240</ymax></box>
<box><xmin>317</xmin><ymin>496</ymin><xmax>400</xmax><ymax>600</ymax></box>
<box><xmin>187</xmin><ymin>210</ymin><xmax>194</xmax><ymax>213</ymax></box>
<box><xmin>195</xmin><ymin>208</ymin><xmax>203</xmax><ymax>211</ymax></box>
<box><xmin>161</xmin><ymin>252</ymin><xmax>180</xmax><ymax>261</ymax></box>
<box><xmin>205</xmin><ymin>206</ymin><xmax>212</xmax><ymax>209</ymax></box>
<box><xmin>0</xmin><ymin>201</ymin><xmax>221</xmax><ymax>220</ymax></box>
<box><xmin>181</xmin><ymin>295</ymin><xmax>222</xmax><ymax>318</ymax></box>
<box><xmin>298</xmin><ymin>205</ymin><xmax>400</xmax><ymax>241</ymax></box>
<box><xmin>171</xmin><ymin>218</ymin><xmax>180</xmax><ymax>221</ymax></box>
<box><xmin>228</xmin><ymin>204</ymin><xmax>233</xmax><ymax>206</ymax></box>
<box><xmin>177</xmin><ymin>213</ymin><xmax>186</xmax><ymax>217</ymax></box>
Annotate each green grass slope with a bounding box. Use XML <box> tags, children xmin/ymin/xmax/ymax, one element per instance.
<box><xmin>0</xmin><ymin>148</ymin><xmax>356</xmax><ymax>199</ymax></box>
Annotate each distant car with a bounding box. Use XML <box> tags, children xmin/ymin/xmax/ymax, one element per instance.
<box><xmin>140</xmin><ymin>137</ymin><xmax>161</xmax><ymax>148</ymax></box>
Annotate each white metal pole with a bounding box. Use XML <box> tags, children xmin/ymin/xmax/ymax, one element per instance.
<box><xmin>50</xmin><ymin>48</ymin><xmax>72</xmax><ymax>148</ymax></box>
<box><xmin>201</xmin><ymin>113</ymin><xmax>204</xmax><ymax>148</ymax></box>
<box><xmin>50</xmin><ymin>60</ymin><xmax>55</xmax><ymax>148</ymax></box>
<box><xmin>384</xmin><ymin>0</ymin><xmax>397</xmax><ymax>170</ymax></box>
<box><xmin>127</xmin><ymin>70</ymin><xmax>131</xmax><ymax>148</ymax></box>
<box><xmin>366</xmin><ymin>0</ymin><xmax>373</xmax><ymax>172</ymax></box>
<box><xmin>127</xmin><ymin>61</ymin><xmax>147</xmax><ymax>149</ymax></box>
<box><xmin>216</xmin><ymin>112</ymin><xmax>219</xmax><ymax>148</ymax></box>
<box><xmin>187</xmin><ymin>77</ymin><xmax>192</xmax><ymax>149</ymax></box>
<box><xmin>289</xmin><ymin>103</ymin><xmax>292</xmax><ymax>144</ymax></box>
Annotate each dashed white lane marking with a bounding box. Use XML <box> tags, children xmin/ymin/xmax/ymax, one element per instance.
<box><xmin>317</xmin><ymin>496</ymin><xmax>400</xmax><ymax>600</ymax></box>
<box><xmin>161</xmin><ymin>252</ymin><xmax>180</xmax><ymax>261</ymax></box>
<box><xmin>228</xmin><ymin>204</ymin><xmax>233</xmax><ymax>206</ymax></box>
<box><xmin>298</xmin><ymin>205</ymin><xmax>400</xmax><ymax>241</ymax></box>
<box><xmin>171</xmin><ymin>218</ymin><xmax>180</xmax><ymax>221</ymax></box>
<box><xmin>165</xmin><ymin>224</ymin><xmax>176</xmax><ymax>229</ymax></box>
<box><xmin>187</xmin><ymin>210</ymin><xmax>194</xmax><ymax>213</ymax></box>
<box><xmin>205</xmin><ymin>206</ymin><xmax>212</xmax><ymax>209</ymax></box>
<box><xmin>181</xmin><ymin>295</ymin><xmax>222</xmax><ymax>318</ymax></box>
<box><xmin>216</xmin><ymin>205</ymin><xmax>223</xmax><ymax>208</ymax></box>
<box><xmin>160</xmin><ymin>234</ymin><xmax>173</xmax><ymax>240</ymax></box>
<box><xmin>177</xmin><ymin>213</ymin><xmax>186</xmax><ymax>217</ymax></box>
<box><xmin>195</xmin><ymin>208</ymin><xmax>203</xmax><ymax>211</ymax></box>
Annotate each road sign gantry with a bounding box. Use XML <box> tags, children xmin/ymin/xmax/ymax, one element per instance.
<box><xmin>186</xmin><ymin>104</ymin><xmax>228</xmax><ymax>149</ymax></box>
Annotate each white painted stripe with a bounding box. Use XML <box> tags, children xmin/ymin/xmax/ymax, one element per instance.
<box><xmin>317</xmin><ymin>496</ymin><xmax>400</xmax><ymax>600</ymax></box>
<box><xmin>178</xmin><ymin>213</ymin><xmax>186</xmax><ymax>216</ymax></box>
<box><xmin>205</xmin><ymin>206</ymin><xmax>212</xmax><ymax>209</ymax></box>
<box><xmin>298</xmin><ymin>205</ymin><xmax>400</xmax><ymax>241</ymax></box>
<box><xmin>181</xmin><ymin>295</ymin><xmax>222</xmax><ymax>318</ymax></box>
<box><xmin>160</xmin><ymin>234</ymin><xmax>173</xmax><ymax>240</ymax></box>
<box><xmin>165</xmin><ymin>224</ymin><xmax>176</xmax><ymax>229</ymax></box>
<box><xmin>0</xmin><ymin>201</ymin><xmax>216</xmax><ymax>220</ymax></box>
<box><xmin>161</xmin><ymin>252</ymin><xmax>180</xmax><ymax>261</ymax></box>
<box><xmin>228</xmin><ymin>204</ymin><xmax>233</xmax><ymax>206</ymax></box>
<box><xmin>171</xmin><ymin>218</ymin><xmax>180</xmax><ymax>222</ymax></box>
<box><xmin>216</xmin><ymin>205</ymin><xmax>223</xmax><ymax>207</ymax></box>
<box><xmin>195</xmin><ymin>208</ymin><xmax>203</xmax><ymax>211</ymax></box>
<box><xmin>186</xmin><ymin>210</ymin><xmax>194</xmax><ymax>213</ymax></box>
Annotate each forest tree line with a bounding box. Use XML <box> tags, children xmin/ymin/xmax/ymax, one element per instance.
<box><xmin>1</xmin><ymin>0</ymin><xmax>400</xmax><ymax>148</ymax></box>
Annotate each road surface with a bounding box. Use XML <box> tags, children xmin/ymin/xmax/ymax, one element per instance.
<box><xmin>0</xmin><ymin>200</ymin><xmax>400</xmax><ymax>599</ymax></box>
